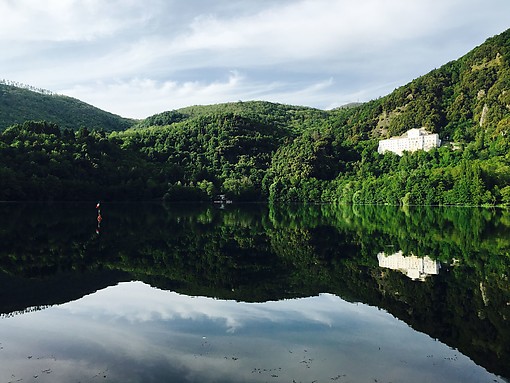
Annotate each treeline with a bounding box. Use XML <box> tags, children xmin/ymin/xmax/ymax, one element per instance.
<box><xmin>115</xmin><ymin>103</ymin><xmax>317</xmax><ymax>201</ymax></box>
<box><xmin>0</xmin><ymin>105</ymin><xmax>317</xmax><ymax>201</ymax></box>
<box><xmin>0</xmin><ymin>112</ymin><xmax>508</xmax><ymax>205</ymax></box>
<box><xmin>266</xmin><ymin>135</ymin><xmax>510</xmax><ymax>206</ymax></box>
<box><xmin>0</xmin><ymin>121</ymin><xmax>173</xmax><ymax>200</ymax></box>
<box><xmin>0</xmin><ymin>79</ymin><xmax>55</xmax><ymax>95</ymax></box>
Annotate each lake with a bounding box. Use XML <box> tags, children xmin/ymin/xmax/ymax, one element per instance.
<box><xmin>0</xmin><ymin>202</ymin><xmax>508</xmax><ymax>383</ymax></box>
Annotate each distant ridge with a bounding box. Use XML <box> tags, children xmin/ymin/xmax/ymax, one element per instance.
<box><xmin>0</xmin><ymin>82</ymin><xmax>134</xmax><ymax>131</ymax></box>
<box><xmin>332</xmin><ymin>102</ymin><xmax>363</xmax><ymax>110</ymax></box>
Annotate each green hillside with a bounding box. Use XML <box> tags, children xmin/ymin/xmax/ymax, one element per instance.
<box><xmin>0</xmin><ymin>29</ymin><xmax>509</xmax><ymax>204</ymax></box>
<box><xmin>265</xmin><ymin>28</ymin><xmax>510</xmax><ymax>205</ymax></box>
<box><xmin>328</xmin><ymin>28</ymin><xmax>510</xmax><ymax>143</ymax></box>
<box><xmin>134</xmin><ymin>100</ymin><xmax>329</xmax><ymax>136</ymax></box>
<box><xmin>0</xmin><ymin>82</ymin><xmax>134</xmax><ymax>131</ymax></box>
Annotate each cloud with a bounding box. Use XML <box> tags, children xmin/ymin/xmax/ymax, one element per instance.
<box><xmin>169</xmin><ymin>0</ymin><xmax>469</xmax><ymax>65</ymax></box>
<box><xmin>61</xmin><ymin>72</ymin><xmax>341</xmax><ymax>118</ymax></box>
<box><xmin>60</xmin><ymin>73</ymin><xmax>244</xmax><ymax>118</ymax></box>
<box><xmin>1</xmin><ymin>0</ymin><xmax>509</xmax><ymax>118</ymax></box>
<box><xmin>0</xmin><ymin>0</ymin><xmax>151</xmax><ymax>42</ymax></box>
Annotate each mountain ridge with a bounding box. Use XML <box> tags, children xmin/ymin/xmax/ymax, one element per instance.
<box><xmin>0</xmin><ymin>82</ymin><xmax>134</xmax><ymax>132</ymax></box>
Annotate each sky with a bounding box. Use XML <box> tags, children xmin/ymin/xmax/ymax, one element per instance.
<box><xmin>1</xmin><ymin>0</ymin><xmax>509</xmax><ymax>119</ymax></box>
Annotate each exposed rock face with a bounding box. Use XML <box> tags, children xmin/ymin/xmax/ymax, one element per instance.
<box><xmin>480</xmin><ymin>103</ymin><xmax>489</xmax><ymax>126</ymax></box>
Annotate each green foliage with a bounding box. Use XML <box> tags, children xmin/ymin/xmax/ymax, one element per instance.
<box><xmin>0</xmin><ymin>101</ymin><xmax>305</xmax><ymax>201</ymax></box>
<box><xmin>0</xmin><ymin>121</ymin><xmax>165</xmax><ymax>200</ymax></box>
<box><xmin>114</xmin><ymin>103</ymin><xmax>307</xmax><ymax>200</ymax></box>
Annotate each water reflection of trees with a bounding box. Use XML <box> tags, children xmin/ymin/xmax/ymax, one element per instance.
<box><xmin>268</xmin><ymin>203</ymin><xmax>510</xmax><ymax>378</ymax></box>
<box><xmin>0</xmin><ymin>202</ymin><xmax>509</xmax><ymax>377</ymax></box>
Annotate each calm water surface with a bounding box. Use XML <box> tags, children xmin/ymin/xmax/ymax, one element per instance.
<box><xmin>0</xmin><ymin>203</ymin><xmax>508</xmax><ymax>383</ymax></box>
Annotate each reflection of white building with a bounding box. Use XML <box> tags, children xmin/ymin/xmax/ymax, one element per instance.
<box><xmin>377</xmin><ymin>250</ymin><xmax>440</xmax><ymax>281</ymax></box>
<box><xmin>378</xmin><ymin>128</ymin><xmax>441</xmax><ymax>156</ymax></box>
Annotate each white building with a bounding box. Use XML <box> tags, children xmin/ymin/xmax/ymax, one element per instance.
<box><xmin>378</xmin><ymin>128</ymin><xmax>441</xmax><ymax>156</ymax></box>
<box><xmin>377</xmin><ymin>250</ymin><xmax>440</xmax><ymax>281</ymax></box>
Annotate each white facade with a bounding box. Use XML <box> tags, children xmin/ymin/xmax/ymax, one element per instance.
<box><xmin>377</xmin><ymin>250</ymin><xmax>440</xmax><ymax>281</ymax></box>
<box><xmin>378</xmin><ymin>128</ymin><xmax>441</xmax><ymax>156</ymax></box>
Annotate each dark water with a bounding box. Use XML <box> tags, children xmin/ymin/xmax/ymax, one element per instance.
<box><xmin>0</xmin><ymin>202</ymin><xmax>508</xmax><ymax>383</ymax></box>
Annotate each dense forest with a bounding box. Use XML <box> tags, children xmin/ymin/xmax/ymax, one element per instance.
<box><xmin>1</xmin><ymin>29</ymin><xmax>510</xmax><ymax>205</ymax></box>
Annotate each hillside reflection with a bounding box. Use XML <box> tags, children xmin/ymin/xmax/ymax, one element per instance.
<box><xmin>0</xmin><ymin>202</ymin><xmax>509</xmax><ymax>378</ymax></box>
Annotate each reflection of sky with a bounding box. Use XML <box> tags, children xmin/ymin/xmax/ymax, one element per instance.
<box><xmin>0</xmin><ymin>282</ymin><xmax>504</xmax><ymax>383</ymax></box>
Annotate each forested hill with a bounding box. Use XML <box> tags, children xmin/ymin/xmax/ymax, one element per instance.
<box><xmin>134</xmin><ymin>100</ymin><xmax>328</xmax><ymax>132</ymax></box>
<box><xmin>0</xmin><ymin>29</ymin><xmax>509</xmax><ymax>204</ymax></box>
<box><xmin>327</xmin><ymin>27</ymin><xmax>510</xmax><ymax>143</ymax></box>
<box><xmin>265</xmin><ymin>28</ymin><xmax>510</xmax><ymax>205</ymax></box>
<box><xmin>0</xmin><ymin>82</ymin><xmax>134</xmax><ymax>132</ymax></box>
